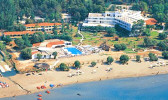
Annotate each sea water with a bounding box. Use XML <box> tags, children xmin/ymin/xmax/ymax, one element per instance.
<box><xmin>2</xmin><ymin>74</ymin><xmax>168</xmax><ymax>100</ymax></box>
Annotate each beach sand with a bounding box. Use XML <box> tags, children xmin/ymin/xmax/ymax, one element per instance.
<box><xmin>0</xmin><ymin>52</ymin><xmax>168</xmax><ymax>98</ymax></box>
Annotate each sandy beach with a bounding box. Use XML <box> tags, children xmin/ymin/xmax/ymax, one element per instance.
<box><xmin>0</xmin><ymin>52</ymin><xmax>168</xmax><ymax>98</ymax></box>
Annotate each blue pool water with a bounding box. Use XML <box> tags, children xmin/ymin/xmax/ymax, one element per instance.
<box><xmin>0</xmin><ymin>68</ymin><xmax>17</xmax><ymax>77</ymax></box>
<box><xmin>2</xmin><ymin>74</ymin><xmax>168</xmax><ymax>100</ymax></box>
<box><xmin>65</xmin><ymin>47</ymin><xmax>82</xmax><ymax>55</ymax></box>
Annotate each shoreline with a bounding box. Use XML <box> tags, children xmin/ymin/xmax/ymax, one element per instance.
<box><xmin>5</xmin><ymin>72</ymin><xmax>168</xmax><ymax>98</ymax></box>
<box><xmin>0</xmin><ymin>61</ymin><xmax>168</xmax><ymax>98</ymax></box>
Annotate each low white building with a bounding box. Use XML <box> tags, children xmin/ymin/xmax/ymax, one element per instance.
<box><xmin>62</xmin><ymin>13</ymin><xmax>71</xmax><ymax>23</ymax></box>
<box><xmin>83</xmin><ymin>9</ymin><xmax>145</xmax><ymax>31</ymax></box>
<box><xmin>31</xmin><ymin>48</ymin><xmax>53</xmax><ymax>60</ymax></box>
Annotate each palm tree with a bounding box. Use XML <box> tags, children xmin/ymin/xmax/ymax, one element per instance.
<box><xmin>52</xmin><ymin>52</ymin><xmax>57</xmax><ymax>59</ymax></box>
<box><xmin>37</xmin><ymin>54</ymin><xmax>42</xmax><ymax>61</ymax></box>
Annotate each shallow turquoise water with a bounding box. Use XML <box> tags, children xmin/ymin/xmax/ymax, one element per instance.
<box><xmin>2</xmin><ymin>74</ymin><xmax>168</xmax><ymax>100</ymax></box>
<box><xmin>1</xmin><ymin>68</ymin><xmax>17</xmax><ymax>77</ymax></box>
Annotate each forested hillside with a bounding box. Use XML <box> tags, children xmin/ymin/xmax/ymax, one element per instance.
<box><xmin>0</xmin><ymin>0</ymin><xmax>168</xmax><ymax>30</ymax></box>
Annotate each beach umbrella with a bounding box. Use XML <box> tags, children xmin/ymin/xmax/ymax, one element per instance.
<box><xmin>38</xmin><ymin>94</ymin><xmax>42</xmax><ymax>97</ymax></box>
<box><xmin>37</xmin><ymin>98</ymin><xmax>43</xmax><ymax>100</ymax></box>
<box><xmin>46</xmin><ymin>90</ymin><xmax>50</xmax><ymax>94</ymax></box>
<box><xmin>37</xmin><ymin>87</ymin><xmax>41</xmax><ymax>89</ymax></box>
<box><xmin>49</xmin><ymin>84</ymin><xmax>54</xmax><ymax>88</ymax></box>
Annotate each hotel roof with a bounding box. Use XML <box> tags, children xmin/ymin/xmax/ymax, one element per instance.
<box><xmin>25</xmin><ymin>23</ymin><xmax>62</xmax><ymax>27</ymax></box>
<box><xmin>33</xmin><ymin>43</ymin><xmax>41</xmax><ymax>47</ymax></box>
<box><xmin>46</xmin><ymin>41</ymin><xmax>65</xmax><ymax>48</ymax></box>
<box><xmin>3</xmin><ymin>31</ymin><xmax>36</xmax><ymax>36</ymax></box>
<box><xmin>145</xmin><ymin>18</ymin><xmax>157</xmax><ymax>25</ymax></box>
<box><xmin>32</xmin><ymin>51</ymin><xmax>39</xmax><ymax>55</ymax></box>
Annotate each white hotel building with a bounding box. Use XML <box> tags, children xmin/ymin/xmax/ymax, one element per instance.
<box><xmin>82</xmin><ymin>10</ymin><xmax>145</xmax><ymax>31</ymax></box>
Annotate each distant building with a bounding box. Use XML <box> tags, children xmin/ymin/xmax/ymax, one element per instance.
<box><xmin>145</xmin><ymin>18</ymin><xmax>157</xmax><ymax>25</ymax></box>
<box><xmin>31</xmin><ymin>50</ymin><xmax>53</xmax><ymax>60</ymax></box>
<box><xmin>34</xmin><ymin>16</ymin><xmax>45</xmax><ymax>22</ymax></box>
<box><xmin>83</xmin><ymin>10</ymin><xmax>146</xmax><ymax>31</ymax></box>
<box><xmin>24</xmin><ymin>23</ymin><xmax>62</xmax><ymax>32</ymax></box>
<box><xmin>31</xmin><ymin>40</ymin><xmax>72</xmax><ymax>59</ymax></box>
<box><xmin>3</xmin><ymin>31</ymin><xmax>37</xmax><ymax>37</ymax></box>
<box><xmin>62</xmin><ymin>13</ymin><xmax>71</xmax><ymax>23</ymax></box>
<box><xmin>46</xmin><ymin>40</ymin><xmax>72</xmax><ymax>48</ymax></box>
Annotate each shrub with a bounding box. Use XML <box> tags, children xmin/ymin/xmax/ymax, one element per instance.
<box><xmin>120</xmin><ymin>55</ymin><xmax>129</xmax><ymax>64</ymax></box>
<box><xmin>136</xmin><ymin>55</ymin><xmax>141</xmax><ymax>62</ymax></box>
<box><xmin>74</xmin><ymin>60</ymin><xmax>81</xmax><ymax>69</ymax></box>
<box><xmin>59</xmin><ymin>63</ymin><xmax>69</xmax><ymax>71</ymax></box>
<box><xmin>148</xmin><ymin>53</ymin><xmax>158</xmax><ymax>61</ymax></box>
<box><xmin>107</xmin><ymin>56</ymin><xmax>114</xmax><ymax>65</ymax></box>
<box><xmin>20</xmin><ymin>48</ymin><xmax>32</xmax><ymax>60</ymax></box>
<box><xmin>114</xmin><ymin>43</ymin><xmax>127</xmax><ymax>51</ymax></box>
<box><xmin>91</xmin><ymin>61</ymin><xmax>96</xmax><ymax>67</ymax></box>
<box><xmin>162</xmin><ymin>51</ymin><xmax>168</xmax><ymax>59</ymax></box>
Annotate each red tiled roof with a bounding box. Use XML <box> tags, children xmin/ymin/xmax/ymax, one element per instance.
<box><xmin>145</xmin><ymin>18</ymin><xmax>157</xmax><ymax>25</ymax></box>
<box><xmin>32</xmin><ymin>51</ymin><xmax>39</xmax><ymax>55</ymax></box>
<box><xmin>33</xmin><ymin>43</ymin><xmax>41</xmax><ymax>47</ymax></box>
<box><xmin>46</xmin><ymin>41</ymin><xmax>65</xmax><ymax>48</ymax></box>
<box><xmin>25</xmin><ymin>23</ymin><xmax>62</xmax><ymax>27</ymax></box>
<box><xmin>4</xmin><ymin>31</ymin><xmax>36</xmax><ymax>36</ymax></box>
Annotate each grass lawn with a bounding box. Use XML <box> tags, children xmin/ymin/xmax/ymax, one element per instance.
<box><xmin>150</xmin><ymin>31</ymin><xmax>159</xmax><ymax>39</ymax></box>
<box><xmin>124</xmin><ymin>48</ymin><xmax>137</xmax><ymax>54</ymax></box>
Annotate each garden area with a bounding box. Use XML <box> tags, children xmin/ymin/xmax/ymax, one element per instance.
<box><xmin>72</xmin><ymin>26</ymin><xmax>160</xmax><ymax>54</ymax></box>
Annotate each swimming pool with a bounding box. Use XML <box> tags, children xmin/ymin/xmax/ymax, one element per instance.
<box><xmin>65</xmin><ymin>47</ymin><xmax>82</xmax><ymax>55</ymax></box>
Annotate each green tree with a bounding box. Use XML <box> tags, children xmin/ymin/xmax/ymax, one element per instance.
<box><xmin>0</xmin><ymin>42</ymin><xmax>5</xmax><ymax>51</ymax></box>
<box><xmin>114</xmin><ymin>44</ymin><xmax>126</xmax><ymax>51</ymax></box>
<box><xmin>120</xmin><ymin>55</ymin><xmax>129</xmax><ymax>64</ymax></box>
<box><xmin>157</xmin><ymin>41</ymin><xmax>167</xmax><ymax>51</ymax></box>
<box><xmin>107</xmin><ymin>56</ymin><xmax>114</xmax><ymax>65</ymax></box>
<box><xmin>74</xmin><ymin>60</ymin><xmax>81</xmax><ymax>69</ymax></box>
<box><xmin>106</xmin><ymin>28</ymin><xmax>116</xmax><ymax>37</ymax></box>
<box><xmin>143</xmin><ymin>37</ymin><xmax>157</xmax><ymax>47</ymax></box>
<box><xmin>143</xmin><ymin>28</ymin><xmax>151</xmax><ymax>36</ymax></box>
<box><xmin>158</xmin><ymin>33</ymin><xmax>167</xmax><ymax>40</ymax></box>
<box><xmin>37</xmin><ymin>54</ymin><xmax>42</xmax><ymax>61</ymax></box>
<box><xmin>20</xmin><ymin>48</ymin><xmax>32</xmax><ymax>60</ymax></box>
<box><xmin>0</xmin><ymin>0</ymin><xmax>16</xmax><ymax>30</ymax></box>
<box><xmin>30</xmin><ymin>32</ymin><xmax>44</xmax><ymax>44</ymax></box>
<box><xmin>22</xmin><ymin>34</ymin><xmax>32</xmax><ymax>47</ymax></box>
<box><xmin>53</xmin><ymin>30</ymin><xmax>58</xmax><ymax>36</ymax></box>
<box><xmin>52</xmin><ymin>52</ymin><xmax>57</xmax><ymax>59</ymax></box>
<box><xmin>2</xmin><ymin>36</ymin><xmax>12</xmax><ymax>44</ymax></box>
<box><xmin>131</xmin><ymin>20</ymin><xmax>145</xmax><ymax>36</ymax></box>
<box><xmin>120</xmin><ymin>43</ymin><xmax>127</xmax><ymax>50</ymax></box>
<box><xmin>59</xmin><ymin>63</ymin><xmax>69</xmax><ymax>71</ymax></box>
<box><xmin>148</xmin><ymin>53</ymin><xmax>158</xmax><ymax>61</ymax></box>
<box><xmin>162</xmin><ymin>51</ymin><xmax>168</xmax><ymax>59</ymax></box>
<box><xmin>91</xmin><ymin>61</ymin><xmax>96</xmax><ymax>67</ymax></box>
<box><xmin>114</xmin><ymin>44</ymin><xmax>122</xmax><ymax>51</ymax></box>
<box><xmin>14</xmin><ymin>38</ymin><xmax>25</xmax><ymax>49</ymax></box>
<box><xmin>136</xmin><ymin>55</ymin><xmax>141</xmax><ymax>62</ymax></box>
<box><xmin>165</xmin><ymin>22</ymin><xmax>168</xmax><ymax>30</ymax></box>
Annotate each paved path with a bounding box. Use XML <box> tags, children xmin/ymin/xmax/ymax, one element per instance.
<box><xmin>77</xmin><ymin>24</ymin><xmax>84</xmax><ymax>46</ymax></box>
<box><xmin>77</xmin><ymin>30</ymin><xmax>84</xmax><ymax>46</ymax></box>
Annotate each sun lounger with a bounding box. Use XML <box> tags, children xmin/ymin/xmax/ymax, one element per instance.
<box><xmin>0</xmin><ymin>65</ymin><xmax>5</xmax><ymax>72</ymax></box>
<box><xmin>4</xmin><ymin>65</ymin><xmax>11</xmax><ymax>71</ymax></box>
